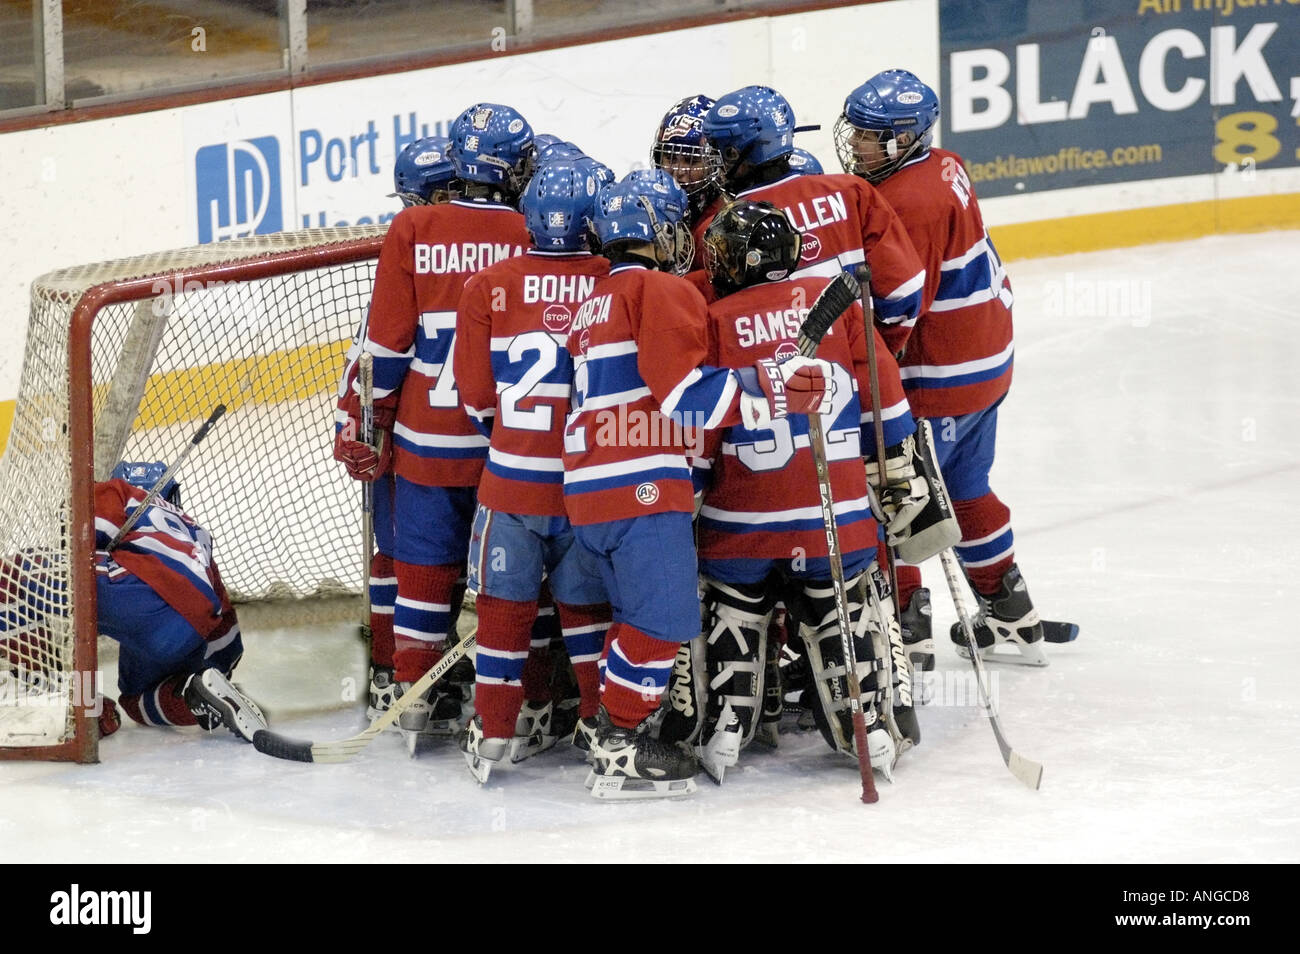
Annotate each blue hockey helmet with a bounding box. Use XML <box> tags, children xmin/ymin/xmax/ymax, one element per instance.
<box><xmin>572</xmin><ymin>154</ymin><xmax>615</xmax><ymax>190</ymax></box>
<box><xmin>111</xmin><ymin>461</ymin><xmax>180</xmax><ymax>507</ymax></box>
<box><xmin>834</xmin><ymin>69</ymin><xmax>939</xmax><ymax>183</ymax></box>
<box><xmin>449</xmin><ymin>103</ymin><xmax>535</xmax><ymax>194</ymax></box>
<box><xmin>532</xmin><ymin>133</ymin><xmax>564</xmax><ymax>152</ymax></box>
<box><xmin>536</xmin><ymin>140</ymin><xmax>585</xmax><ymax>165</ymax></box>
<box><xmin>788</xmin><ymin>148</ymin><xmax>824</xmax><ymax>176</ymax></box>
<box><xmin>701</xmin><ymin>86</ymin><xmax>796</xmax><ymax>183</ymax></box>
<box><xmin>392</xmin><ymin>135</ymin><xmax>456</xmax><ymax>207</ymax></box>
<box><xmin>651</xmin><ymin>94</ymin><xmax>720</xmax><ymax>199</ymax></box>
<box><xmin>592</xmin><ymin>169</ymin><xmax>694</xmax><ymax>275</ymax></box>
<box><xmin>520</xmin><ymin>160</ymin><xmax>601</xmax><ymax>252</ymax></box>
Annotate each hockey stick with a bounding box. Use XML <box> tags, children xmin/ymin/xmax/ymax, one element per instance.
<box><xmin>358</xmin><ymin>352</ymin><xmax>375</xmax><ymax>642</ymax></box>
<box><xmin>796</xmin><ymin>270</ymin><xmax>879</xmax><ymax>804</ymax></box>
<box><xmin>855</xmin><ymin>265</ymin><xmax>909</xmax><ymax>652</ymax></box>
<box><xmin>940</xmin><ymin>548</ymin><xmax>1043</xmax><ymax>790</ymax></box>
<box><xmin>251</xmin><ymin>634</ymin><xmax>477</xmax><ymax>763</ymax></box>
<box><xmin>106</xmin><ymin>404</ymin><xmax>226</xmax><ymax>550</ymax></box>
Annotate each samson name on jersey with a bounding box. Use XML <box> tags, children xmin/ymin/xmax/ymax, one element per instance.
<box><xmin>361</xmin><ymin>199</ymin><xmax>529</xmax><ymax>487</ymax></box>
<box><xmin>455</xmin><ymin>250</ymin><xmax>611</xmax><ymax>516</ymax></box>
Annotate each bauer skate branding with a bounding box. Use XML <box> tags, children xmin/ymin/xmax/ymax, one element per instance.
<box><xmin>49</xmin><ymin>884</ymin><xmax>151</xmax><ymax>934</ymax></box>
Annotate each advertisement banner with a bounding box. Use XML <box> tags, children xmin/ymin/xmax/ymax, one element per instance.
<box><xmin>940</xmin><ymin>0</ymin><xmax>1300</xmax><ymax>197</ymax></box>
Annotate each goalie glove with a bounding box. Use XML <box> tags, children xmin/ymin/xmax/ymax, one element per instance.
<box><xmin>865</xmin><ymin>420</ymin><xmax>960</xmax><ymax>564</ymax></box>
<box><xmin>737</xmin><ymin>356</ymin><xmax>834</xmax><ymax>430</ymax></box>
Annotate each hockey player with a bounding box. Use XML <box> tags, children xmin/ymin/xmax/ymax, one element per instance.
<box><xmin>562</xmin><ymin>170</ymin><xmax>835</xmax><ymax>798</ymax></box>
<box><xmin>700</xmin><ymin>85</ymin><xmax>927</xmax><ymax>344</ymax></box>
<box><xmin>788</xmin><ymin>147</ymin><xmax>824</xmax><ymax>175</ymax></box>
<box><xmin>334</xmin><ymin>103</ymin><xmax>533</xmax><ymax>751</ymax></box>
<box><xmin>683</xmin><ymin>200</ymin><xmax>929</xmax><ymax>781</ymax></box>
<box><xmin>650</xmin><ymin>94</ymin><xmax>722</xmax><ymax>230</ymax></box>
<box><xmin>834</xmin><ymin>70</ymin><xmax>1078</xmax><ymax>667</ymax></box>
<box><xmin>452</xmin><ymin>160</ymin><xmax>613</xmax><ymax>783</ymax></box>
<box><xmin>6</xmin><ymin>464</ymin><xmax>269</xmax><ymax>742</ymax></box>
<box><xmin>335</xmin><ymin>134</ymin><xmax>459</xmax><ymax>723</ymax></box>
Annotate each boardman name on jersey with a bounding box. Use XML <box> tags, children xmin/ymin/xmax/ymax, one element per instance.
<box><xmin>414</xmin><ymin>242</ymin><xmax>523</xmax><ymax>275</ymax></box>
<box><xmin>523</xmin><ymin>274</ymin><xmax>598</xmax><ymax>304</ymax></box>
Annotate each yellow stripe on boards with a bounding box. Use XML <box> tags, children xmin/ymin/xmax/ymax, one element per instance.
<box><xmin>990</xmin><ymin>192</ymin><xmax>1300</xmax><ymax>261</ymax></box>
<box><xmin>0</xmin><ymin>339</ymin><xmax>350</xmax><ymax>454</ymax></box>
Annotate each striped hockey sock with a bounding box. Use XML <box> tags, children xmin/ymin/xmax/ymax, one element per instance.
<box><xmin>601</xmin><ymin>623</ymin><xmax>680</xmax><ymax>729</ymax></box>
<box><xmin>473</xmin><ymin>594</ymin><xmax>538</xmax><ymax>739</ymax></box>
<box><xmin>369</xmin><ymin>551</ymin><xmax>396</xmax><ymax>668</ymax></box>
<box><xmin>952</xmin><ymin>493</ymin><xmax>1014</xmax><ymax>595</ymax></box>
<box><xmin>118</xmin><ymin>673</ymin><xmax>197</xmax><ymax>728</ymax></box>
<box><xmin>392</xmin><ymin>560</ymin><xmax>460</xmax><ymax>682</ymax></box>
<box><xmin>556</xmin><ymin>601</ymin><xmax>611</xmax><ymax>718</ymax></box>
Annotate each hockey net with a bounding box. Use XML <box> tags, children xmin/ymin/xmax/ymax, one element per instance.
<box><xmin>0</xmin><ymin>225</ymin><xmax>387</xmax><ymax>762</ymax></box>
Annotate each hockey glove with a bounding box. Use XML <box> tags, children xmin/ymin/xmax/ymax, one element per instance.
<box><xmin>738</xmin><ymin>357</ymin><xmax>834</xmax><ymax>430</ymax></box>
<box><xmin>334</xmin><ymin>428</ymin><xmax>392</xmax><ymax>482</ymax></box>
<box><xmin>866</xmin><ymin>422</ymin><xmax>960</xmax><ymax>563</ymax></box>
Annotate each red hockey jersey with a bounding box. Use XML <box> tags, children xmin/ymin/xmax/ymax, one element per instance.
<box><xmin>361</xmin><ymin>198</ymin><xmax>529</xmax><ymax>487</ymax></box>
<box><xmin>874</xmin><ymin>148</ymin><xmax>1014</xmax><ymax>418</ymax></box>
<box><xmin>455</xmin><ymin>250</ymin><xmax>611</xmax><ymax>516</ymax></box>
<box><xmin>94</xmin><ymin>480</ymin><xmax>231</xmax><ymax>640</ymax></box>
<box><xmin>696</xmin><ymin>278</ymin><xmax>914</xmax><ymax>560</ymax></box>
<box><xmin>700</xmin><ymin>173</ymin><xmax>926</xmax><ymax>339</ymax></box>
<box><xmin>562</xmin><ymin>264</ymin><xmax>746</xmax><ymax>526</ymax></box>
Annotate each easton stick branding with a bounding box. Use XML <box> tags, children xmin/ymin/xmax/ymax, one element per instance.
<box><xmin>49</xmin><ymin>884</ymin><xmax>151</xmax><ymax>934</ymax></box>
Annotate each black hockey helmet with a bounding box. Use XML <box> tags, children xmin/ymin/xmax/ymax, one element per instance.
<box><xmin>702</xmin><ymin>199</ymin><xmax>803</xmax><ymax>296</ymax></box>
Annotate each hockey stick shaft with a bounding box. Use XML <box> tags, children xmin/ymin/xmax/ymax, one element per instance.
<box><xmin>855</xmin><ymin>266</ymin><xmax>906</xmax><ymax>633</ymax></box>
<box><xmin>797</xmin><ymin>282</ymin><xmax>878</xmax><ymax>803</ymax></box>
<box><xmin>358</xmin><ymin>352</ymin><xmax>375</xmax><ymax>637</ymax></box>
<box><xmin>252</xmin><ymin>634</ymin><xmax>476</xmax><ymax>763</ymax></box>
<box><xmin>940</xmin><ymin>548</ymin><xmax>1043</xmax><ymax>790</ymax></box>
<box><xmin>107</xmin><ymin>404</ymin><xmax>226</xmax><ymax>550</ymax></box>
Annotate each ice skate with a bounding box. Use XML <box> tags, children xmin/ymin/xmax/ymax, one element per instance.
<box><xmin>696</xmin><ymin>701</ymin><xmax>742</xmax><ymax>784</ymax></box>
<box><xmin>397</xmin><ymin>682</ymin><xmax>464</xmax><ymax>756</ymax></box>
<box><xmin>951</xmin><ymin>565</ymin><xmax>1050</xmax><ymax>667</ymax></box>
<box><xmin>585</xmin><ymin>710</ymin><xmax>698</xmax><ymax>800</ymax></box>
<box><xmin>572</xmin><ymin>714</ymin><xmax>599</xmax><ymax>763</ymax></box>
<box><xmin>509</xmin><ymin>700</ymin><xmax>558</xmax><ymax>762</ymax></box>
<box><xmin>366</xmin><ymin>664</ymin><xmax>397</xmax><ymax>726</ymax></box>
<box><xmin>183</xmin><ymin>669</ymin><xmax>268</xmax><ymax>743</ymax></box>
<box><xmin>459</xmin><ymin>715</ymin><xmax>509</xmax><ymax>784</ymax></box>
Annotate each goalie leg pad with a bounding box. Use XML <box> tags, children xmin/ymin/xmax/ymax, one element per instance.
<box><xmin>863</xmin><ymin>563</ymin><xmax>920</xmax><ymax>748</ymax></box>
<box><xmin>795</xmin><ymin>577</ymin><xmax>882</xmax><ymax>756</ymax></box>
<box><xmin>697</xmin><ymin>578</ymin><xmax>771</xmax><ymax>764</ymax></box>
<box><xmin>658</xmin><ymin>633</ymin><xmax>708</xmax><ymax>746</ymax></box>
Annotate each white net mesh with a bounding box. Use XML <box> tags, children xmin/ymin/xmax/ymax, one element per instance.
<box><xmin>1</xmin><ymin>225</ymin><xmax>386</xmax><ymax>752</ymax></box>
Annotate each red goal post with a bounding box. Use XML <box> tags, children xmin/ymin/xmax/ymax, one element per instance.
<box><xmin>0</xmin><ymin>226</ymin><xmax>387</xmax><ymax>762</ymax></box>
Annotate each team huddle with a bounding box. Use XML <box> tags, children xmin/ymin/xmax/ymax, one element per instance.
<box><xmin>36</xmin><ymin>70</ymin><xmax>1076</xmax><ymax>799</ymax></box>
<box><xmin>326</xmin><ymin>71</ymin><xmax>1078</xmax><ymax>799</ymax></box>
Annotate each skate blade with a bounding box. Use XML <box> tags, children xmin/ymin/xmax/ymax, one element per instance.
<box><xmin>754</xmin><ymin>722</ymin><xmax>780</xmax><ymax>749</ymax></box>
<box><xmin>585</xmin><ymin>771</ymin><xmax>698</xmax><ymax>801</ymax></box>
<box><xmin>696</xmin><ymin>735</ymin><xmax>740</xmax><ymax>785</ymax></box>
<box><xmin>957</xmin><ymin>642</ymin><xmax>1050</xmax><ymax>668</ymax></box>
<box><xmin>1042</xmin><ymin>620</ymin><xmax>1079</xmax><ymax>643</ymax></box>
<box><xmin>463</xmin><ymin>752</ymin><xmax>497</xmax><ymax>785</ymax></box>
<box><xmin>509</xmin><ymin>732</ymin><xmax>558</xmax><ymax>763</ymax></box>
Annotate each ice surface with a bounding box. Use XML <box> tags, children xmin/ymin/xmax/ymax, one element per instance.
<box><xmin>3</xmin><ymin>230</ymin><xmax>1298</xmax><ymax>863</ymax></box>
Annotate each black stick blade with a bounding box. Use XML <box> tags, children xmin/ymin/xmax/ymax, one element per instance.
<box><xmin>797</xmin><ymin>271</ymin><xmax>861</xmax><ymax>355</ymax></box>
<box><xmin>252</xmin><ymin>729</ymin><xmax>316</xmax><ymax>762</ymax></box>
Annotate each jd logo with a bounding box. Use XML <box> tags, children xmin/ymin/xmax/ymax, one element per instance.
<box><xmin>195</xmin><ymin>137</ymin><xmax>283</xmax><ymax>243</ymax></box>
